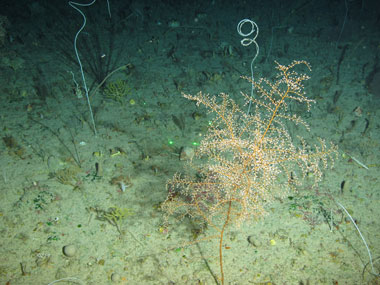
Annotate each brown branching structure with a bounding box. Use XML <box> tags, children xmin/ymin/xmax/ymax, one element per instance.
<box><xmin>162</xmin><ymin>61</ymin><xmax>338</xmax><ymax>284</ymax></box>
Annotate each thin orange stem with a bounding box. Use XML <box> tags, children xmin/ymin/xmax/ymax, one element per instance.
<box><xmin>219</xmin><ymin>200</ymin><xmax>232</xmax><ymax>285</ymax></box>
<box><xmin>258</xmin><ymin>89</ymin><xmax>289</xmax><ymax>147</ymax></box>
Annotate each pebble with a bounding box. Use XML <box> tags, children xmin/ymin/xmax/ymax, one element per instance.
<box><xmin>62</xmin><ymin>244</ymin><xmax>76</xmax><ymax>257</ymax></box>
<box><xmin>111</xmin><ymin>273</ymin><xmax>121</xmax><ymax>283</ymax></box>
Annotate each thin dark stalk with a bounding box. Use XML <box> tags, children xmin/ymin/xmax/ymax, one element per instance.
<box><xmin>29</xmin><ymin>116</ymin><xmax>82</xmax><ymax>168</ymax></box>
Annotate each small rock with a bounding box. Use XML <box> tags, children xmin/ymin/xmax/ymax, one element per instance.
<box><xmin>62</xmin><ymin>244</ymin><xmax>76</xmax><ymax>257</ymax></box>
<box><xmin>111</xmin><ymin>273</ymin><xmax>121</xmax><ymax>283</ymax></box>
<box><xmin>179</xmin><ymin>146</ymin><xmax>195</xmax><ymax>161</ymax></box>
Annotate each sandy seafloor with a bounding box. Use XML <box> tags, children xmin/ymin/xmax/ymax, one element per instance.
<box><xmin>0</xmin><ymin>0</ymin><xmax>380</xmax><ymax>284</ymax></box>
